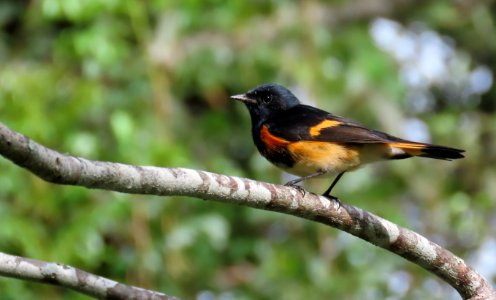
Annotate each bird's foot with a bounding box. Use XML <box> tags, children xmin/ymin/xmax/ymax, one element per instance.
<box><xmin>322</xmin><ymin>193</ymin><xmax>342</xmax><ymax>209</ymax></box>
<box><xmin>284</xmin><ymin>182</ymin><xmax>307</xmax><ymax>197</ymax></box>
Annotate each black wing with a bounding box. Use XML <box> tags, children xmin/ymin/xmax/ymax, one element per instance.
<box><xmin>265</xmin><ymin>104</ymin><xmax>405</xmax><ymax>144</ymax></box>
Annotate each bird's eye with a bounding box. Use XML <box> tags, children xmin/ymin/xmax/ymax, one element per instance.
<box><xmin>262</xmin><ymin>95</ymin><xmax>271</xmax><ymax>104</ymax></box>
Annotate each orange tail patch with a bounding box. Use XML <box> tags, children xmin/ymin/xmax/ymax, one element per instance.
<box><xmin>389</xmin><ymin>142</ymin><xmax>464</xmax><ymax>160</ymax></box>
<box><xmin>389</xmin><ymin>142</ymin><xmax>425</xmax><ymax>156</ymax></box>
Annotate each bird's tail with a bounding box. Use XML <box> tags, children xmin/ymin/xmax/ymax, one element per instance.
<box><xmin>388</xmin><ymin>142</ymin><xmax>465</xmax><ymax>160</ymax></box>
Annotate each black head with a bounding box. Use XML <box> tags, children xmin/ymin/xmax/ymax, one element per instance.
<box><xmin>231</xmin><ymin>83</ymin><xmax>300</xmax><ymax>123</ymax></box>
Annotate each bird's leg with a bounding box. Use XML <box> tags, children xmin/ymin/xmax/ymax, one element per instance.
<box><xmin>322</xmin><ymin>172</ymin><xmax>345</xmax><ymax>206</ymax></box>
<box><xmin>284</xmin><ymin>170</ymin><xmax>327</xmax><ymax>186</ymax></box>
<box><xmin>284</xmin><ymin>170</ymin><xmax>327</xmax><ymax>196</ymax></box>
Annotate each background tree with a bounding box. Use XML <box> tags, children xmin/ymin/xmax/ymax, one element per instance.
<box><xmin>0</xmin><ymin>1</ymin><xmax>495</xmax><ymax>299</ymax></box>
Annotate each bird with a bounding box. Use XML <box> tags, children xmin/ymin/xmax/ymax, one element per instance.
<box><xmin>231</xmin><ymin>83</ymin><xmax>465</xmax><ymax>201</ymax></box>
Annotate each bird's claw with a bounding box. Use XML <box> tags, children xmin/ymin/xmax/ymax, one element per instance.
<box><xmin>284</xmin><ymin>182</ymin><xmax>307</xmax><ymax>197</ymax></box>
<box><xmin>322</xmin><ymin>193</ymin><xmax>342</xmax><ymax>209</ymax></box>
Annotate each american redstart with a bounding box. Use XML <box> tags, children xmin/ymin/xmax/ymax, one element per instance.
<box><xmin>231</xmin><ymin>83</ymin><xmax>464</xmax><ymax>201</ymax></box>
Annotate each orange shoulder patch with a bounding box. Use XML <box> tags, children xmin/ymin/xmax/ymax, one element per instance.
<box><xmin>260</xmin><ymin>125</ymin><xmax>290</xmax><ymax>151</ymax></box>
<box><xmin>309</xmin><ymin>119</ymin><xmax>341</xmax><ymax>137</ymax></box>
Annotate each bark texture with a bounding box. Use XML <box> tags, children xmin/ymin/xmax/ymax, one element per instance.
<box><xmin>0</xmin><ymin>122</ymin><xmax>494</xmax><ymax>300</ymax></box>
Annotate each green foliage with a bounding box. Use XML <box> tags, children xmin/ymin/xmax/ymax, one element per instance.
<box><xmin>1</xmin><ymin>1</ymin><xmax>495</xmax><ymax>299</ymax></box>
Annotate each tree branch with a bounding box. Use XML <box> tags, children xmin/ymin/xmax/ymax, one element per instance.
<box><xmin>0</xmin><ymin>252</ymin><xmax>178</xmax><ymax>300</ymax></box>
<box><xmin>0</xmin><ymin>122</ymin><xmax>494</xmax><ymax>300</ymax></box>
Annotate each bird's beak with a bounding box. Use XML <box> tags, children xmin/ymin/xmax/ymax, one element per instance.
<box><xmin>230</xmin><ymin>94</ymin><xmax>256</xmax><ymax>104</ymax></box>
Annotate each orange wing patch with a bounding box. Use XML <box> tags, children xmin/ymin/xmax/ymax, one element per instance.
<box><xmin>309</xmin><ymin>119</ymin><xmax>342</xmax><ymax>137</ymax></box>
<box><xmin>260</xmin><ymin>125</ymin><xmax>290</xmax><ymax>151</ymax></box>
